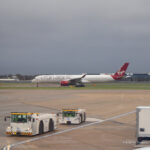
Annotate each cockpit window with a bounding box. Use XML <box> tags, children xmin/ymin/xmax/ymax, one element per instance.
<box><xmin>63</xmin><ymin>111</ymin><xmax>76</xmax><ymax>117</ymax></box>
<box><xmin>11</xmin><ymin>114</ymin><xmax>27</xmax><ymax>123</ymax></box>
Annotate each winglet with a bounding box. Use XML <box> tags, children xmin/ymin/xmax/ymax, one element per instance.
<box><xmin>81</xmin><ymin>73</ymin><xmax>87</xmax><ymax>78</ymax></box>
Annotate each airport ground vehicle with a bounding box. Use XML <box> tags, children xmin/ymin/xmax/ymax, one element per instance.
<box><xmin>58</xmin><ymin>109</ymin><xmax>86</xmax><ymax>124</ymax></box>
<box><xmin>136</xmin><ymin>106</ymin><xmax>150</xmax><ymax>143</ymax></box>
<box><xmin>5</xmin><ymin>112</ymin><xmax>57</xmax><ymax>136</ymax></box>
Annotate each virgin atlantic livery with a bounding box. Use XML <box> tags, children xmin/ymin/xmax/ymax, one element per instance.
<box><xmin>32</xmin><ymin>63</ymin><xmax>129</xmax><ymax>87</ymax></box>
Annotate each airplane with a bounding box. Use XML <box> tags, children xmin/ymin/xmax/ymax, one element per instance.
<box><xmin>32</xmin><ymin>62</ymin><xmax>129</xmax><ymax>87</ymax></box>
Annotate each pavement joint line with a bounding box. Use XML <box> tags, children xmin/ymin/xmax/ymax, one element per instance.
<box><xmin>2</xmin><ymin>110</ymin><xmax>136</xmax><ymax>150</ymax></box>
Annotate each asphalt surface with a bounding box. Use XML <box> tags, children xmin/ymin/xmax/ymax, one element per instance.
<box><xmin>1</xmin><ymin>89</ymin><xmax>150</xmax><ymax>150</ymax></box>
<box><xmin>0</xmin><ymin>90</ymin><xmax>60</xmax><ymax>149</ymax></box>
<box><xmin>2</xmin><ymin>111</ymin><xmax>135</xmax><ymax>150</ymax></box>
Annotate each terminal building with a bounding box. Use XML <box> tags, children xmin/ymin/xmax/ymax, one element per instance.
<box><xmin>124</xmin><ymin>73</ymin><xmax>150</xmax><ymax>81</ymax></box>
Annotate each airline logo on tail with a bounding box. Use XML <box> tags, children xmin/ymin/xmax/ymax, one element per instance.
<box><xmin>117</xmin><ymin>71</ymin><xmax>125</xmax><ymax>76</ymax></box>
<box><xmin>112</xmin><ymin>63</ymin><xmax>129</xmax><ymax>80</ymax></box>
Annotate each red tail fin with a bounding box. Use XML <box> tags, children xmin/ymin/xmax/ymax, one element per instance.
<box><xmin>112</xmin><ymin>63</ymin><xmax>129</xmax><ymax>80</ymax></box>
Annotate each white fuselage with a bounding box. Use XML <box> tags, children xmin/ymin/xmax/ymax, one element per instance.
<box><xmin>32</xmin><ymin>74</ymin><xmax>114</xmax><ymax>83</ymax></box>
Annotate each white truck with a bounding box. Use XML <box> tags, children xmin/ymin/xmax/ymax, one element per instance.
<box><xmin>58</xmin><ymin>109</ymin><xmax>86</xmax><ymax>125</ymax></box>
<box><xmin>136</xmin><ymin>106</ymin><xmax>150</xmax><ymax>143</ymax></box>
<box><xmin>5</xmin><ymin>112</ymin><xmax>57</xmax><ymax>136</ymax></box>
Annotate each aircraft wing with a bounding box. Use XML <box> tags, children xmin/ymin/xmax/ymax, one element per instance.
<box><xmin>69</xmin><ymin>74</ymin><xmax>86</xmax><ymax>84</ymax></box>
<box><xmin>60</xmin><ymin>74</ymin><xmax>86</xmax><ymax>86</ymax></box>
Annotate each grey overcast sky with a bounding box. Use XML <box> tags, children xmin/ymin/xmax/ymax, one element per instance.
<box><xmin>0</xmin><ymin>0</ymin><xmax>150</xmax><ymax>74</ymax></box>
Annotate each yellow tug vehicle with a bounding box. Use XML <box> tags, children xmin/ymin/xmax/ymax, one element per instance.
<box><xmin>58</xmin><ymin>109</ymin><xmax>86</xmax><ymax>125</ymax></box>
<box><xmin>5</xmin><ymin>112</ymin><xmax>57</xmax><ymax>136</ymax></box>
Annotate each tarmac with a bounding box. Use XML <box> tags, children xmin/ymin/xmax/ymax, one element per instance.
<box><xmin>1</xmin><ymin>89</ymin><xmax>150</xmax><ymax>150</ymax></box>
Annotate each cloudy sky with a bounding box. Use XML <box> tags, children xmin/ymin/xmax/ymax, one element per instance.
<box><xmin>0</xmin><ymin>0</ymin><xmax>150</xmax><ymax>74</ymax></box>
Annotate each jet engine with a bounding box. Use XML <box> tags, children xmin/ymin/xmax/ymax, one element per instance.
<box><xmin>60</xmin><ymin>81</ymin><xmax>70</xmax><ymax>86</ymax></box>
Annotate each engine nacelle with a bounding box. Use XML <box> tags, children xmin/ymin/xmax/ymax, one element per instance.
<box><xmin>60</xmin><ymin>81</ymin><xmax>70</xmax><ymax>86</ymax></box>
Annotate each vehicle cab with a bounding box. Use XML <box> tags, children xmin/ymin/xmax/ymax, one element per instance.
<box><xmin>58</xmin><ymin>109</ymin><xmax>86</xmax><ymax>125</ymax></box>
<box><xmin>5</xmin><ymin>112</ymin><xmax>37</xmax><ymax>136</ymax></box>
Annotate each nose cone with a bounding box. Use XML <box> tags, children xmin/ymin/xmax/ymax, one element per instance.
<box><xmin>32</xmin><ymin>79</ymin><xmax>37</xmax><ymax>83</ymax></box>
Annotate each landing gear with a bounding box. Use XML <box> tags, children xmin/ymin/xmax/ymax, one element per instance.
<box><xmin>75</xmin><ymin>83</ymin><xmax>85</xmax><ymax>87</ymax></box>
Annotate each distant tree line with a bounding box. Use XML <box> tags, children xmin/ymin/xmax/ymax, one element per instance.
<box><xmin>0</xmin><ymin>74</ymin><xmax>36</xmax><ymax>80</ymax></box>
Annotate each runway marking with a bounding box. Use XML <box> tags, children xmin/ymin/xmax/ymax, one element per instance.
<box><xmin>86</xmin><ymin>117</ymin><xmax>103</xmax><ymax>122</ymax></box>
<box><xmin>2</xmin><ymin>110</ymin><xmax>135</xmax><ymax>150</ymax></box>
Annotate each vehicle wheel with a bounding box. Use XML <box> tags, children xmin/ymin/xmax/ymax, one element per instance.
<box><xmin>137</xmin><ymin>137</ymin><xmax>142</xmax><ymax>143</ymax></box>
<box><xmin>67</xmin><ymin>121</ymin><xmax>71</xmax><ymax>125</ymax></box>
<box><xmin>136</xmin><ymin>141</ymin><xmax>140</xmax><ymax>145</ymax></box>
<box><xmin>83</xmin><ymin>112</ymin><xmax>86</xmax><ymax>122</ymax></box>
<box><xmin>39</xmin><ymin>121</ymin><xmax>44</xmax><ymax>135</ymax></box>
<box><xmin>80</xmin><ymin>114</ymin><xmax>83</xmax><ymax>123</ymax></box>
<box><xmin>49</xmin><ymin>119</ymin><xmax>54</xmax><ymax>132</ymax></box>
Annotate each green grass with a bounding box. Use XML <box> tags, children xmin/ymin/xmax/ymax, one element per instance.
<box><xmin>0</xmin><ymin>82</ymin><xmax>150</xmax><ymax>90</ymax></box>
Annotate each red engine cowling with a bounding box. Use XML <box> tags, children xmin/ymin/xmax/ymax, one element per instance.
<box><xmin>60</xmin><ymin>81</ymin><xmax>70</xmax><ymax>86</ymax></box>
